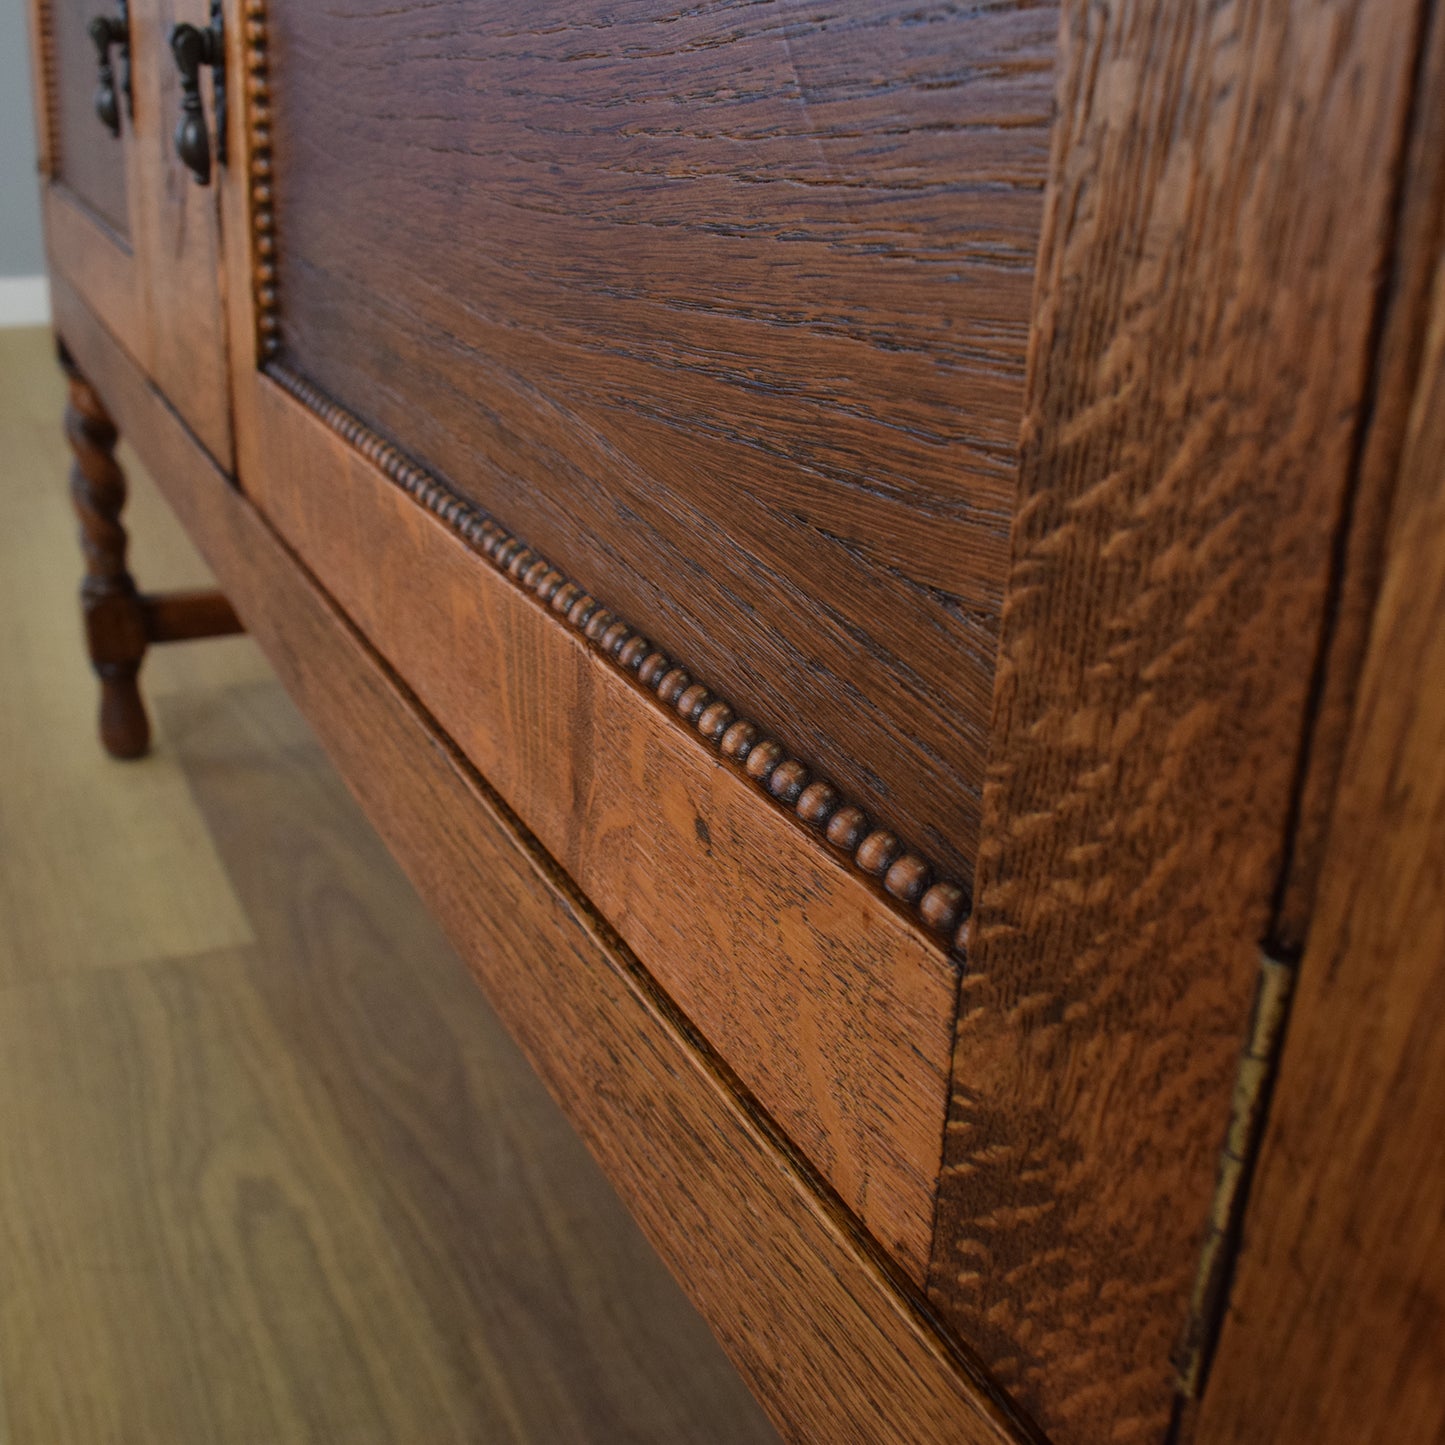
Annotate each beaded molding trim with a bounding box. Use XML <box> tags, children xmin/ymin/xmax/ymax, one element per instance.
<box><xmin>34</xmin><ymin>4</ymin><xmax>60</xmax><ymax>181</ymax></box>
<box><xmin>266</xmin><ymin>362</ymin><xmax>974</xmax><ymax>953</ymax></box>
<box><xmin>241</xmin><ymin>0</ymin><xmax>281</xmax><ymax>360</ymax></box>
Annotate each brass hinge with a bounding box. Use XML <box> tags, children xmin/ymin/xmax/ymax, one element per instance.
<box><xmin>1174</xmin><ymin>950</ymin><xmax>1297</xmax><ymax>1399</ymax></box>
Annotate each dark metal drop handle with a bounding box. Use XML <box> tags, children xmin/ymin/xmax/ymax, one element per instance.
<box><xmin>88</xmin><ymin>2</ymin><xmax>131</xmax><ymax>137</ymax></box>
<box><xmin>169</xmin><ymin>4</ymin><xmax>226</xmax><ymax>186</ymax></box>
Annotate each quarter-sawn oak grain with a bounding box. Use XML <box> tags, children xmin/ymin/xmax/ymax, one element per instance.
<box><xmin>927</xmin><ymin>2</ymin><xmax>1429</xmax><ymax>1442</ymax></box>
<box><xmin>264</xmin><ymin>0</ymin><xmax>1058</xmax><ymax>882</ymax></box>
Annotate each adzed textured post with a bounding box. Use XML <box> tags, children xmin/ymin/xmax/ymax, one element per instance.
<box><xmin>59</xmin><ymin>340</ymin><xmax>151</xmax><ymax>759</ymax></box>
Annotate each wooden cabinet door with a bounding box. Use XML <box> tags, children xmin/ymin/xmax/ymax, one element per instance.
<box><xmin>29</xmin><ymin>0</ymin><xmax>149</xmax><ymax>353</ymax></box>
<box><xmin>30</xmin><ymin>0</ymin><xmax>233</xmax><ymax>469</ymax></box>
<box><xmin>213</xmin><ymin>2</ymin><xmax>1436</xmax><ymax>1441</ymax></box>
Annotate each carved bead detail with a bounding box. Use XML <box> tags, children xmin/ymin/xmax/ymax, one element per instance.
<box><xmin>720</xmin><ymin>720</ymin><xmax>758</xmax><ymax>761</ymax></box>
<box><xmin>826</xmin><ymin>806</ymin><xmax>869</xmax><ymax>853</ymax></box>
<box><xmin>744</xmin><ymin>740</ymin><xmax>785</xmax><ymax>784</ymax></box>
<box><xmin>768</xmin><ymin>759</ymin><xmax>809</xmax><ymax>804</ymax></box>
<box><xmin>954</xmin><ymin>915</ymin><xmax>973</xmax><ymax>955</ymax></box>
<box><xmin>245</xmin><ymin>3</ymin><xmax>279</xmax><ymax>359</ymax></box>
<box><xmin>796</xmin><ymin>781</ymin><xmax>840</xmax><ymax>827</ymax></box>
<box><xmin>884</xmin><ymin>854</ymin><xmax>931</xmax><ymax>904</ymax></box>
<box><xmin>675</xmin><ymin>683</ymin><xmax>711</xmax><ymax>721</ymax></box>
<box><xmin>552</xmin><ymin>581</ymin><xmax>583</xmax><ymax>615</ymax></box>
<box><xmin>919</xmin><ymin>881</ymin><xmax>966</xmax><ymax>937</ymax></box>
<box><xmin>656</xmin><ymin>668</ymin><xmax>692</xmax><ymax>707</ymax></box>
<box><xmin>856</xmin><ymin>831</ymin><xmax>902</xmax><ymax>876</ymax></box>
<box><xmin>638</xmin><ymin>652</ymin><xmax>672</xmax><ymax>688</ymax></box>
<box><xmin>616</xmin><ymin>635</ymin><xmax>650</xmax><ymax>671</ymax></box>
<box><xmin>584</xmin><ymin>608</ymin><xmax>615</xmax><ymax>642</ymax></box>
<box><xmin>696</xmin><ymin>701</ymin><xmax>735</xmax><ymax>741</ymax></box>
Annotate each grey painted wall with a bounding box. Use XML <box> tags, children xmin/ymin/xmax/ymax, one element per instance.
<box><xmin>1</xmin><ymin>2</ymin><xmax>46</xmax><ymax>277</ymax></box>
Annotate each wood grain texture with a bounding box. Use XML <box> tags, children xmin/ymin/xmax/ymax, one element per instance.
<box><xmin>44</xmin><ymin>0</ymin><xmax>131</xmax><ymax>237</ymax></box>
<box><xmin>24</xmin><ymin>0</ymin><xmax>58</xmax><ymax>180</ymax></box>
<box><xmin>127</xmin><ymin>0</ymin><xmax>236</xmax><ymax>468</ymax></box>
<box><xmin>262</xmin><ymin>0</ymin><xmax>1058</xmax><ymax>881</ymax></box>
<box><xmin>1191</xmin><ymin>232</ymin><xmax>1445</xmax><ymax>1445</ymax></box>
<box><xmin>51</xmin><ymin>294</ymin><xmax>1033</xmax><ymax>1445</ymax></box>
<box><xmin>61</xmin><ymin>345</ymin><xmax>151</xmax><ymax>758</ymax></box>
<box><xmin>31</xmin><ymin>0</ymin><xmax>234</xmax><ymax>468</ymax></box>
<box><xmin>43</xmin><ymin>183</ymin><xmax>146</xmax><ymax>365</ymax></box>
<box><xmin>1271</xmin><ymin>0</ymin><xmax>1445</xmax><ymax>948</ymax></box>
<box><xmin>228</xmin><ymin>345</ymin><xmax>962</xmax><ymax>1283</ymax></box>
<box><xmin>267</xmin><ymin>360</ymin><xmax>973</xmax><ymax>949</ymax></box>
<box><xmin>927</xmin><ymin>2</ymin><xmax>1427</xmax><ymax>1441</ymax></box>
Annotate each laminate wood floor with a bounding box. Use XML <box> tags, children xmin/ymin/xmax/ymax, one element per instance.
<box><xmin>0</xmin><ymin>326</ymin><xmax>779</xmax><ymax>1445</ymax></box>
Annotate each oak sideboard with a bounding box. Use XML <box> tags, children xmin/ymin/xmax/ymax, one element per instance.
<box><xmin>24</xmin><ymin>1</ymin><xmax>1445</xmax><ymax>1441</ymax></box>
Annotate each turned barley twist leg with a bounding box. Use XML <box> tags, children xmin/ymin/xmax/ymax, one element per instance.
<box><xmin>59</xmin><ymin>343</ymin><xmax>151</xmax><ymax>760</ymax></box>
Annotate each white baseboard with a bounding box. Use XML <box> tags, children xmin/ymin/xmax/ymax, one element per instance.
<box><xmin>0</xmin><ymin>276</ymin><xmax>52</xmax><ymax>328</ymax></box>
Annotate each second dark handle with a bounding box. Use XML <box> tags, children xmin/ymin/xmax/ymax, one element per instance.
<box><xmin>169</xmin><ymin>4</ymin><xmax>226</xmax><ymax>186</ymax></box>
<box><xmin>88</xmin><ymin>2</ymin><xmax>132</xmax><ymax>137</ymax></box>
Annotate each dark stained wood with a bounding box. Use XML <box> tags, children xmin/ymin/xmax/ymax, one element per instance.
<box><xmin>263</xmin><ymin>0</ymin><xmax>1059</xmax><ymax>881</ymax></box>
<box><xmin>264</xmin><ymin>360</ymin><xmax>972</xmax><ymax>950</ymax></box>
<box><xmin>44</xmin><ymin>4</ymin><xmax>1445</xmax><ymax>1438</ymax></box>
<box><xmin>130</xmin><ymin>0</ymin><xmax>235</xmax><ymax>468</ymax></box>
<box><xmin>1195</xmin><ymin>240</ymin><xmax>1445</xmax><ymax>1445</ymax></box>
<box><xmin>30</xmin><ymin>0</ymin><xmax>234</xmax><ymax>469</ymax></box>
<box><xmin>46</xmin><ymin>0</ymin><xmax>131</xmax><ymax>236</ymax></box>
<box><xmin>57</xmin><ymin>342</ymin><xmax>247</xmax><ymax>759</ymax></box>
<box><xmin>61</xmin><ymin>341</ymin><xmax>150</xmax><ymax>759</ymax></box>
<box><xmin>926</xmin><ymin>2</ymin><xmax>1429</xmax><ymax>1441</ymax></box>
<box><xmin>228</xmin><ymin>357</ymin><xmax>964</xmax><ymax>1284</ymax></box>
<box><xmin>51</xmin><ymin>288</ymin><xmax>1034</xmax><ymax>1445</ymax></box>
<box><xmin>141</xmin><ymin>587</ymin><xmax>243</xmax><ymax>642</ymax></box>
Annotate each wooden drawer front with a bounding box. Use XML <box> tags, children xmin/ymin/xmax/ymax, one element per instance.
<box><xmin>45</xmin><ymin>0</ymin><xmax>131</xmax><ymax>238</ymax></box>
<box><xmin>263</xmin><ymin>0</ymin><xmax>1057</xmax><ymax>884</ymax></box>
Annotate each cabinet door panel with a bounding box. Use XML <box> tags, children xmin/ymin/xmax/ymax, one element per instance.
<box><xmin>262</xmin><ymin>0</ymin><xmax>1057</xmax><ymax>883</ymax></box>
<box><xmin>131</xmin><ymin>0</ymin><xmax>233</xmax><ymax>466</ymax></box>
<box><xmin>31</xmin><ymin>0</ymin><xmax>232</xmax><ymax>471</ymax></box>
<box><xmin>47</xmin><ymin>0</ymin><xmax>131</xmax><ymax>237</ymax></box>
<box><xmin>32</xmin><ymin>0</ymin><xmax>148</xmax><ymax>357</ymax></box>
